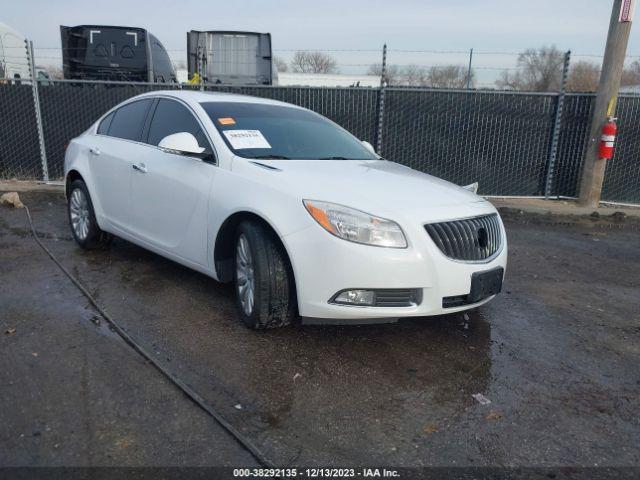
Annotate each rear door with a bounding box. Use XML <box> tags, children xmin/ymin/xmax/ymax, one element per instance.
<box><xmin>89</xmin><ymin>98</ymin><xmax>154</xmax><ymax>232</ymax></box>
<box><xmin>129</xmin><ymin>98</ymin><xmax>216</xmax><ymax>265</ymax></box>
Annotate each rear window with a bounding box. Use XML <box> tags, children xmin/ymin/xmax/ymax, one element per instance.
<box><xmin>200</xmin><ymin>102</ymin><xmax>377</xmax><ymax>161</ymax></box>
<box><xmin>97</xmin><ymin>111</ymin><xmax>114</xmax><ymax>135</ymax></box>
<box><xmin>107</xmin><ymin>99</ymin><xmax>153</xmax><ymax>141</ymax></box>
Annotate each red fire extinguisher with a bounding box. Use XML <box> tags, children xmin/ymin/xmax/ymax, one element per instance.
<box><xmin>599</xmin><ymin>117</ymin><xmax>617</xmax><ymax>160</ymax></box>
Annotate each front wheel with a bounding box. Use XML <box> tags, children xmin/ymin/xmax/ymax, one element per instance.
<box><xmin>234</xmin><ymin>221</ymin><xmax>296</xmax><ymax>329</ymax></box>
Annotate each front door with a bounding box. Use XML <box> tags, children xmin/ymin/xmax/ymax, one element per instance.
<box><xmin>129</xmin><ymin>149</ymin><xmax>214</xmax><ymax>265</ymax></box>
<box><xmin>128</xmin><ymin>98</ymin><xmax>216</xmax><ymax>266</ymax></box>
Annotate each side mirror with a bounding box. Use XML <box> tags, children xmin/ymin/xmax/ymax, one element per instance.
<box><xmin>361</xmin><ymin>140</ymin><xmax>377</xmax><ymax>155</ymax></box>
<box><xmin>158</xmin><ymin>132</ymin><xmax>206</xmax><ymax>157</ymax></box>
<box><xmin>462</xmin><ymin>182</ymin><xmax>479</xmax><ymax>194</ymax></box>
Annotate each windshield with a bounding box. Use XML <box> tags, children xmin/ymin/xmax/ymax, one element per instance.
<box><xmin>200</xmin><ymin>101</ymin><xmax>378</xmax><ymax>160</ymax></box>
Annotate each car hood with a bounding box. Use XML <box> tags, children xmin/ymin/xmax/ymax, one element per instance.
<box><xmin>236</xmin><ymin>158</ymin><xmax>491</xmax><ymax>220</ymax></box>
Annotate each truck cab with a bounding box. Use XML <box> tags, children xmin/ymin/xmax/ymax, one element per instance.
<box><xmin>60</xmin><ymin>25</ymin><xmax>176</xmax><ymax>83</ymax></box>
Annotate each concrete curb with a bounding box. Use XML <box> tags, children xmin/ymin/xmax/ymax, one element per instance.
<box><xmin>0</xmin><ymin>180</ymin><xmax>63</xmax><ymax>193</ymax></box>
<box><xmin>488</xmin><ymin>197</ymin><xmax>640</xmax><ymax>225</ymax></box>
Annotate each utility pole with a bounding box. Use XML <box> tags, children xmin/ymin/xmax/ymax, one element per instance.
<box><xmin>578</xmin><ymin>0</ymin><xmax>635</xmax><ymax>207</ymax></box>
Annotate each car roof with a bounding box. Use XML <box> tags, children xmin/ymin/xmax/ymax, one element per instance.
<box><xmin>135</xmin><ymin>89</ymin><xmax>301</xmax><ymax>110</ymax></box>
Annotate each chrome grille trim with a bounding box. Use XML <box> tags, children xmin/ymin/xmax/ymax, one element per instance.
<box><xmin>425</xmin><ymin>214</ymin><xmax>502</xmax><ymax>262</ymax></box>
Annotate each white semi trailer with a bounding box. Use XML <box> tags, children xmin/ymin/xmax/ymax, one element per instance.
<box><xmin>0</xmin><ymin>22</ymin><xmax>30</xmax><ymax>81</ymax></box>
<box><xmin>187</xmin><ymin>31</ymin><xmax>276</xmax><ymax>85</ymax></box>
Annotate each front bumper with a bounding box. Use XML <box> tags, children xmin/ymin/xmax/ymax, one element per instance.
<box><xmin>283</xmin><ymin>203</ymin><xmax>508</xmax><ymax>322</ymax></box>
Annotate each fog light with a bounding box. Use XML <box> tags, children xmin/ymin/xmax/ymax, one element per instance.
<box><xmin>332</xmin><ymin>289</ymin><xmax>375</xmax><ymax>306</ymax></box>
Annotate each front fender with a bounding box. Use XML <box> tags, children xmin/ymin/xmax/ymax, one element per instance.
<box><xmin>207</xmin><ymin>166</ymin><xmax>314</xmax><ymax>282</ymax></box>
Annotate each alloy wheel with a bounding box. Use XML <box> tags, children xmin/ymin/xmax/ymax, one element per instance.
<box><xmin>69</xmin><ymin>188</ymin><xmax>90</xmax><ymax>241</ymax></box>
<box><xmin>236</xmin><ymin>233</ymin><xmax>255</xmax><ymax>316</ymax></box>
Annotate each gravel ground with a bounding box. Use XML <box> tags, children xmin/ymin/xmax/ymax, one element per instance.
<box><xmin>1</xmin><ymin>191</ymin><xmax>639</xmax><ymax>469</ymax></box>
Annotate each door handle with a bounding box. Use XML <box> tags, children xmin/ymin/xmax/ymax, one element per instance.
<box><xmin>132</xmin><ymin>163</ymin><xmax>147</xmax><ymax>173</ymax></box>
<box><xmin>89</xmin><ymin>147</ymin><xmax>101</xmax><ymax>156</ymax></box>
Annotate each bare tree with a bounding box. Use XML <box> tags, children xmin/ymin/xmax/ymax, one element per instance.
<box><xmin>621</xmin><ymin>60</ymin><xmax>640</xmax><ymax>86</ymax></box>
<box><xmin>290</xmin><ymin>51</ymin><xmax>338</xmax><ymax>74</ymax></box>
<box><xmin>560</xmin><ymin>59</ymin><xmax>639</xmax><ymax>92</ymax></box>
<box><xmin>496</xmin><ymin>45</ymin><xmax>564</xmax><ymax>91</ymax></box>
<box><xmin>426</xmin><ymin>65</ymin><xmax>471</xmax><ymax>88</ymax></box>
<box><xmin>567</xmin><ymin>61</ymin><xmax>600</xmax><ymax>92</ymax></box>
<box><xmin>369</xmin><ymin>63</ymin><xmax>472</xmax><ymax>88</ymax></box>
<box><xmin>273</xmin><ymin>56</ymin><xmax>288</xmax><ymax>73</ymax></box>
<box><xmin>402</xmin><ymin>65</ymin><xmax>428</xmax><ymax>86</ymax></box>
<box><xmin>367</xmin><ymin>63</ymin><xmax>401</xmax><ymax>85</ymax></box>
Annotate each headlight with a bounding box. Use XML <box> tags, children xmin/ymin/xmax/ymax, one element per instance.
<box><xmin>303</xmin><ymin>200</ymin><xmax>407</xmax><ymax>248</ymax></box>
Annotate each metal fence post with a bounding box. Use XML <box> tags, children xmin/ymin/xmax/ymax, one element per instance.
<box><xmin>27</xmin><ymin>40</ymin><xmax>49</xmax><ymax>182</ymax></box>
<box><xmin>375</xmin><ymin>44</ymin><xmax>387</xmax><ymax>155</ymax></box>
<box><xmin>466</xmin><ymin>48</ymin><xmax>474</xmax><ymax>90</ymax></box>
<box><xmin>544</xmin><ymin>50</ymin><xmax>571</xmax><ymax>198</ymax></box>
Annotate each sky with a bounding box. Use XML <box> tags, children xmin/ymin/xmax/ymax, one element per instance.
<box><xmin>2</xmin><ymin>0</ymin><xmax>638</xmax><ymax>85</ymax></box>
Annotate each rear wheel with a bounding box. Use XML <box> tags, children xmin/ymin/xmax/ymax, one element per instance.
<box><xmin>68</xmin><ymin>179</ymin><xmax>112</xmax><ymax>249</ymax></box>
<box><xmin>234</xmin><ymin>221</ymin><xmax>296</xmax><ymax>329</ymax></box>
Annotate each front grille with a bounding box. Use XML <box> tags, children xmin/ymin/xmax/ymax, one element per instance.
<box><xmin>425</xmin><ymin>214</ymin><xmax>502</xmax><ymax>262</ymax></box>
<box><xmin>374</xmin><ymin>289</ymin><xmax>422</xmax><ymax>307</ymax></box>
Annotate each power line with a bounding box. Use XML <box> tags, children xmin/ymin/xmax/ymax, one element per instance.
<box><xmin>7</xmin><ymin>44</ymin><xmax>639</xmax><ymax>59</ymax></box>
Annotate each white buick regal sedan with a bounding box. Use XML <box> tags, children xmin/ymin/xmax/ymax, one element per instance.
<box><xmin>64</xmin><ymin>90</ymin><xmax>507</xmax><ymax>329</ymax></box>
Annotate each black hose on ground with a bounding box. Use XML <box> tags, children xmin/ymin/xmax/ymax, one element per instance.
<box><xmin>23</xmin><ymin>205</ymin><xmax>274</xmax><ymax>468</ymax></box>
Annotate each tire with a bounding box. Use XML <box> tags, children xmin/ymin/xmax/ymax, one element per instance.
<box><xmin>68</xmin><ymin>179</ymin><xmax>112</xmax><ymax>249</ymax></box>
<box><xmin>234</xmin><ymin>221</ymin><xmax>296</xmax><ymax>329</ymax></box>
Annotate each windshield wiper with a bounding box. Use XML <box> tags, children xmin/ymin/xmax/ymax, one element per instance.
<box><xmin>250</xmin><ymin>154</ymin><xmax>291</xmax><ymax>160</ymax></box>
<box><xmin>317</xmin><ymin>156</ymin><xmax>351</xmax><ymax>160</ymax></box>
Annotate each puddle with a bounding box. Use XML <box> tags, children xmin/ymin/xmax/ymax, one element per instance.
<box><xmin>77</xmin><ymin>305</ymin><xmax>121</xmax><ymax>342</ymax></box>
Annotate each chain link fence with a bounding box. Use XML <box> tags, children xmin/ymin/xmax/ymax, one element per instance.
<box><xmin>602</xmin><ymin>95</ymin><xmax>640</xmax><ymax>204</ymax></box>
<box><xmin>0</xmin><ymin>84</ymin><xmax>42</xmax><ymax>179</ymax></box>
<box><xmin>551</xmin><ymin>94</ymin><xmax>593</xmax><ymax>198</ymax></box>
<box><xmin>549</xmin><ymin>93</ymin><xmax>640</xmax><ymax>204</ymax></box>
<box><xmin>1</xmin><ymin>78</ymin><xmax>639</xmax><ymax>205</ymax></box>
<box><xmin>381</xmin><ymin>88</ymin><xmax>558</xmax><ymax>196</ymax></box>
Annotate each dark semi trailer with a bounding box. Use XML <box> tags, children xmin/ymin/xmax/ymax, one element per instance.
<box><xmin>60</xmin><ymin>25</ymin><xmax>176</xmax><ymax>82</ymax></box>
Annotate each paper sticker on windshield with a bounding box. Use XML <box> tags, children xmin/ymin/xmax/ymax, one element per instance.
<box><xmin>218</xmin><ymin>117</ymin><xmax>236</xmax><ymax>125</ymax></box>
<box><xmin>223</xmin><ymin>130</ymin><xmax>271</xmax><ymax>149</ymax></box>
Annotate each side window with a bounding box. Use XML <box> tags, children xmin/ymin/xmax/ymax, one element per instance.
<box><xmin>146</xmin><ymin>99</ymin><xmax>211</xmax><ymax>151</ymax></box>
<box><xmin>107</xmin><ymin>99</ymin><xmax>153</xmax><ymax>141</ymax></box>
<box><xmin>97</xmin><ymin>111</ymin><xmax>114</xmax><ymax>135</ymax></box>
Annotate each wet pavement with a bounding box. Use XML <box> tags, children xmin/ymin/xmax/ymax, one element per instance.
<box><xmin>1</xmin><ymin>191</ymin><xmax>639</xmax><ymax>467</ymax></box>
